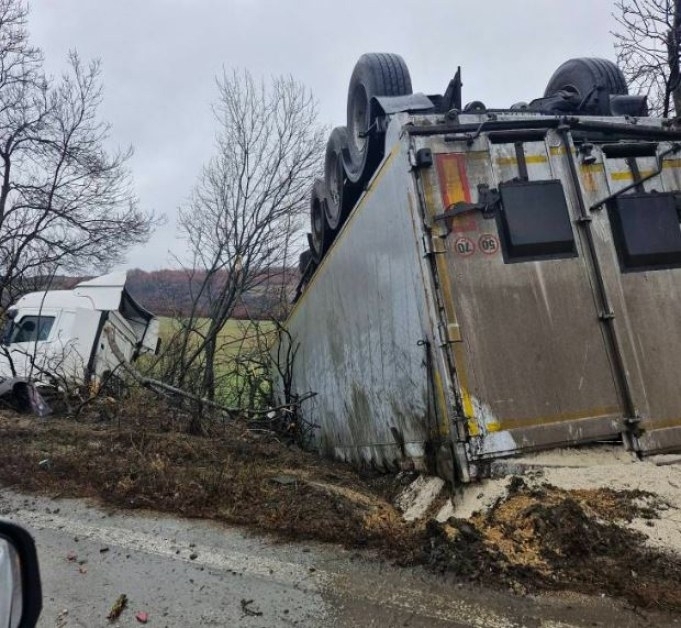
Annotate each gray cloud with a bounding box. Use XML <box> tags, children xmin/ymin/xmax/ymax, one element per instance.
<box><xmin>29</xmin><ymin>0</ymin><xmax>619</xmax><ymax>270</ymax></box>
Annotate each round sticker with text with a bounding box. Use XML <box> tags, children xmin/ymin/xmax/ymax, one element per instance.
<box><xmin>453</xmin><ymin>236</ymin><xmax>475</xmax><ymax>257</ymax></box>
<box><xmin>478</xmin><ymin>233</ymin><xmax>500</xmax><ymax>255</ymax></box>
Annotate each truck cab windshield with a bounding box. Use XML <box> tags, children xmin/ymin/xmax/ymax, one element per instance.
<box><xmin>5</xmin><ymin>316</ymin><xmax>55</xmax><ymax>344</ymax></box>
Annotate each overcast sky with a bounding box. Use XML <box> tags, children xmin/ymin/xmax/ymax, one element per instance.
<box><xmin>29</xmin><ymin>0</ymin><xmax>620</xmax><ymax>272</ymax></box>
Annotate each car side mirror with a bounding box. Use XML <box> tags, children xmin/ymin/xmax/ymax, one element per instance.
<box><xmin>0</xmin><ymin>521</ymin><xmax>42</xmax><ymax>628</ymax></box>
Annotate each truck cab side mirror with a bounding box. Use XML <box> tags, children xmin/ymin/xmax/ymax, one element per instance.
<box><xmin>1</xmin><ymin>311</ymin><xmax>16</xmax><ymax>347</ymax></box>
<box><xmin>0</xmin><ymin>521</ymin><xmax>42</xmax><ymax>628</ymax></box>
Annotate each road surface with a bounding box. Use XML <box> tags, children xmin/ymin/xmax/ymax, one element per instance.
<box><xmin>0</xmin><ymin>489</ymin><xmax>675</xmax><ymax>627</ymax></box>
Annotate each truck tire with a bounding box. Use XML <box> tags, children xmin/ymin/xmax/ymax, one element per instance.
<box><xmin>544</xmin><ymin>58</ymin><xmax>627</xmax><ymax>114</ymax></box>
<box><xmin>10</xmin><ymin>381</ymin><xmax>30</xmax><ymax>412</ymax></box>
<box><xmin>310</xmin><ymin>179</ymin><xmax>330</xmax><ymax>262</ymax></box>
<box><xmin>298</xmin><ymin>248</ymin><xmax>313</xmax><ymax>277</ymax></box>
<box><xmin>346</xmin><ymin>53</ymin><xmax>412</xmax><ymax>184</ymax></box>
<box><xmin>324</xmin><ymin>126</ymin><xmax>362</xmax><ymax>231</ymax></box>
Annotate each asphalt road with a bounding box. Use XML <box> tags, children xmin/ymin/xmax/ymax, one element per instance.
<box><xmin>0</xmin><ymin>489</ymin><xmax>676</xmax><ymax>628</ymax></box>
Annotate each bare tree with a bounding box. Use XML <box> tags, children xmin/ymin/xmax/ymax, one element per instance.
<box><xmin>613</xmin><ymin>0</ymin><xmax>681</xmax><ymax>116</ymax></box>
<box><xmin>166</xmin><ymin>69</ymin><xmax>324</xmax><ymax>430</ymax></box>
<box><xmin>0</xmin><ymin>0</ymin><xmax>154</xmax><ymax>305</ymax></box>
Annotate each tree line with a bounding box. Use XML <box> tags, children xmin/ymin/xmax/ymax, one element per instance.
<box><xmin>50</xmin><ymin>268</ymin><xmax>299</xmax><ymax>319</ymax></box>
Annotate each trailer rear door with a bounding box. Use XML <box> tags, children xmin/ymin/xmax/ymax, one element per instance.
<box><xmin>414</xmin><ymin>130</ymin><xmax>626</xmax><ymax>461</ymax></box>
<box><xmin>577</xmin><ymin>142</ymin><xmax>681</xmax><ymax>455</ymax></box>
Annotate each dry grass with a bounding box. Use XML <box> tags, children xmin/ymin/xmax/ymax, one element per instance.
<box><xmin>0</xmin><ymin>411</ymin><xmax>411</xmax><ymax>550</ymax></box>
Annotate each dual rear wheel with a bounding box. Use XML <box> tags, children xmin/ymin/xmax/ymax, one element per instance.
<box><xmin>307</xmin><ymin>53</ymin><xmax>414</xmax><ymax>265</ymax></box>
<box><xmin>303</xmin><ymin>55</ymin><xmax>631</xmax><ymax>274</ymax></box>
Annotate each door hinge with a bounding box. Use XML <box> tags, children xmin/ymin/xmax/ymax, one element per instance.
<box><xmin>439</xmin><ymin>322</ymin><xmax>462</xmax><ymax>345</ymax></box>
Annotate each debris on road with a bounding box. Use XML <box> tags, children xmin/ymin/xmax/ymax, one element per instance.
<box><xmin>135</xmin><ymin>611</ymin><xmax>149</xmax><ymax>624</ymax></box>
<box><xmin>66</xmin><ymin>550</ymin><xmax>77</xmax><ymax>562</ymax></box>
<box><xmin>395</xmin><ymin>475</ymin><xmax>445</xmax><ymax>522</ymax></box>
<box><xmin>422</xmin><ymin>477</ymin><xmax>681</xmax><ymax>609</ymax></box>
<box><xmin>271</xmin><ymin>474</ymin><xmax>297</xmax><ymax>486</ymax></box>
<box><xmin>107</xmin><ymin>593</ymin><xmax>128</xmax><ymax>621</ymax></box>
<box><xmin>56</xmin><ymin>609</ymin><xmax>69</xmax><ymax>628</ymax></box>
<box><xmin>240</xmin><ymin>599</ymin><xmax>263</xmax><ymax>617</ymax></box>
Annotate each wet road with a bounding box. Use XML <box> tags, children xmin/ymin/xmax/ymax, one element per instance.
<box><xmin>0</xmin><ymin>489</ymin><xmax>676</xmax><ymax>627</ymax></box>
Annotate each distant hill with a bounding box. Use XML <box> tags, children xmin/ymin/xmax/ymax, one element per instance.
<box><xmin>125</xmin><ymin>268</ymin><xmax>298</xmax><ymax>319</ymax></box>
<box><xmin>42</xmin><ymin>268</ymin><xmax>299</xmax><ymax>319</ymax></box>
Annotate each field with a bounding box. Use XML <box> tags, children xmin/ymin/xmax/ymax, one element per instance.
<box><xmin>158</xmin><ymin>316</ymin><xmax>272</xmax><ymax>350</ymax></box>
<box><xmin>154</xmin><ymin>316</ymin><xmax>276</xmax><ymax>407</ymax></box>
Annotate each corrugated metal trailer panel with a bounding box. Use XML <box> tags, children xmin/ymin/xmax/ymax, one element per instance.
<box><xmin>410</xmin><ymin>116</ymin><xmax>681</xmax><ymax>471</ymax></box>
<box><xmin>281</xmin><ymin>146</ymin><xmax>447</xmax><ymax>471</ymax></box>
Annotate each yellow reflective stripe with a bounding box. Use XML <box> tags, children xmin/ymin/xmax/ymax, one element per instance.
<box><xmin>496</xmin><ymin>155</ymin><xmax>548</xmax><ymax>166</ymax></box>
<box><xmin>610</xmin><ymin>170</ymin><xmax>655</xmax><ymax>181</ymax></box>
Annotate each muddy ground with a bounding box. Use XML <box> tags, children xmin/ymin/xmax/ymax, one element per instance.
<box><xmin>1</xmin><ymin>409</ymin><xmax>681</xmax><ymax>616</ymax></box>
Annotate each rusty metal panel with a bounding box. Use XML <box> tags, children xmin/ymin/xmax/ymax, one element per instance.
<box><xmin>281</xmin><ymin>145</ymin><xmax>443</xmax><ymax>471</ymax></box>
<box><xmin>414</xmin><ymin>131</ymin><xmax>625</xmax><ymax>462</ymax></box>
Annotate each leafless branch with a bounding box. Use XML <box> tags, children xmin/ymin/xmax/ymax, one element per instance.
<box><xmin>161</xmin><ymin>68</ymin><xmax>324</xmax><ymax>432</ymax></box>
<box><xmin>0</xmin><ymin>0</ymin><xmax>156</xmax><ymax>305</ymax></box>
<box><xmin>613</xmin><ymin>0</ymin><xmax>681</xmax><ymax>116</ymax></box>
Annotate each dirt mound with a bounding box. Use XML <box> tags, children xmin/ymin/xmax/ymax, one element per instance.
<box><xmin>423</xmin><ymin>478</ymin><xmax>681</xmax><ymax>610</ymax></box>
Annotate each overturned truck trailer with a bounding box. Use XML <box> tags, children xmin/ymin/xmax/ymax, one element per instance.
<box><xmin>276</xmin><ymin>53</ymin><xmax>681</xmax><ymax>483</ymax></box>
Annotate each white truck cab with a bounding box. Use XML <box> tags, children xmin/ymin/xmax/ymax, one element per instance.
<box><xmin>0</xmin><ymin>271</ymin><xmax>159</xmax><ymax>386</ymax></box>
